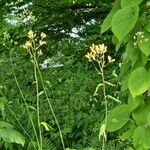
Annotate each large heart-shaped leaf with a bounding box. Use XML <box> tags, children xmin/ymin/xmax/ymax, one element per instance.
<box><xmin>132</xmin><ymin>101</ymin><xmax>150</xmax><ymax>125</ymax></box>
<box><xmin>133</xmin><ymin>126</ymin><xmax>150</xmax><ymax>149</ymax></box>
<box><xmin>111</xmin><ymin>7</ymin><xmax>139</xmax><ymax>41</ymax></box>
<box><xmin>128</xmin><ymin>95</ymin><xmax>143</xmax><ymax>112</ymax></box>
<box><xmin>106</xmin><ymin>104</ymin><xmax>130</xmax><ymax>132</ymax></box>
<box><xmin>101</xmin><ymin>0</ymin><xmax>120</xmax><ymax>34</ymax></box>
<box><xmin>121</xmin><ymin>0</ymin><xmax>143</xmax><ymax>8</ymax></box>
<box><xmin>128</xmin><ymin>67</ymin><xmax>150</xmax><ymax>98</ymax></box>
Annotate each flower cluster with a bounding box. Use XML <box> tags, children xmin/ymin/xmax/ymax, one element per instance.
<box><xmin>85</xmin><ymin>43</ymin><xmax>115</xmax><ymax>63</ymax></box>
<box><xmin>133</xmin><ymin>31</ymin><xmax>149</xmax><ymax>47</ymax></box>
<box><xmin>23</xmin><ymin>30</ymin><xmax>46</xmax><ymax>56</ymax></box>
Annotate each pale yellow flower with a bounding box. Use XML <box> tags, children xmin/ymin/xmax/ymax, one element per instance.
<box><xmin>39</xmin><ymin>40</ymin><xmax>46</xmax><ymax>46</ymax></box>
<box><xmin>95</xmin><ymin>45</ymin><xmax>100</xmax><ymax>53</ymax></box>
<box><xmin>23</xmin><ymin>41</ymin><xmax>32</xmax><ymax>49</ymax></box>
<box><xmin>85</xmin><ymin>53</ymin><xmax>92</xmax><ymax>62</ymax></box>
<box><xmin>135</xmin><ymin>31</ymin><xmax>144</xmax><ymax>36</ymax></box>
<box><xmin>37</xmin><ymin>49</ymin><xmax>43</xmax><ymax>56</ymax></box>
<box><xmin>28</xmin><ymin>30</ymin><xmax>36</xmax><ymax>39</ymax></box>
<box><xmin>108</xmin><ymin>55</ymin><xmax>115</xmax><ymax>63</ymax></box>
<box><xmin>40</xmin><ymin>32</ymin><xmax>46</xmax><ymax>39</ymax></box>
<box><xmin>90</xmin><ymin>46</ymin><xmax>96</xmax><ymax>54</ymax></box>
<box><xmin>86</xmin><ymin>43</ymin><xmax>109</xmax><ymax>62</ymax></box>
<box><xmin>91</xmin><ymin>53</ymin><xmax>96</xmax><ymax>61</ymax></box>
<box><xmin>99</xmin><ymin>44</ymin><xmax>107</xmax><ymax>54</ymax></box>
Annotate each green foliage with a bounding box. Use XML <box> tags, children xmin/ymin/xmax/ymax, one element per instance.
<box><xmin>132</xmin><ymin>100</ymin><xmax>150</xmax><ymax>125</ymax></box>
<box><xmin>0</xmin><ymin>121</ymin><xmax>25</xmax><ymax>146</ymax></box>
<box><xmin>128</xmin><ymin>67</ymin><xmax>150</xmax><ymax>98</ymax></box>
<box><xmin>106</xmin><ymin>104</ymin><xmax>129</xmax><ymax>132</ymax></box>
<box><xmin>111</xmin><ymin>6</ymin><xmax>139</xmax><ymax>41</ymax></box>
<box><xmin>0</xmin><ymin>97</ymin><xmax>6</xmax><ymax>117</ymax></box>
<box><xmin>138</xmin><ymin>32</ymin><xmax>150</xmax><ymax>56</ymax></box>
<box><xmin>133</xmin><ymin>126</ymin><xmax>150</xmax><ymax>150</ymax></box>
<box><xmin>101</xmin><ymin>0</ymin><xmax>150</xmax><ymax>149</ymax></box>
<box><xmin>121</xmin><ymin>0</ymin><xmax>143</xmax><ymax>8</ymax></box>
<box><xmin>0</xmin><ymin>3</ymin><xmax>116</xmax><ymax>148</ymax></box>
<box><xmin>128</xmin><ymin>95</ymin><xmax>142</xmax><ymax>112</ymax></box>
<box><xmin>101</xmin><ymin>0</ymin><xmax>120</xmax><ymax>34</ymax></box>
<box><xmin>3</xmin><ymin>0</ymin><xmax>150</xmax><ymax>149</ymax></box>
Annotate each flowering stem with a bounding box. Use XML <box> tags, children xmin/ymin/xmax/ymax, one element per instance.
<box><xmin>10</xmin><ymin>51</ymin><xmax>40</xmax><ymax>149</ymax></box>
<box><xmin>23</xmin><ymin>30</ymin><xmax>65</xmax><ymax>149</ymax></box>
<box><xmin>35</xmin><ymin>61</ymin><xmax>65</xmax><ymax>149</ymax></box>
<box><xmin>99</xmin><ymin>61</ymin><xmax>107</xmax><ymax>150</ymax></box>
<box><xmin>85</xmin><ymin>43</ymin><xmax>115</xmax><ymax>150</ymax></box>
<box><xmin>33</xmin><ymin>52</ymin><xmax>42</xmax><ymax>150</ymax></box>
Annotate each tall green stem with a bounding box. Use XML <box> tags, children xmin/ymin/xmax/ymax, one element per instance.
<box><xmin>34</xmin><ymin>59</ymin><xmax>65</xmax><ymax>150</ymax></box>
<box><xmin>98</xmin><ymin>59</ymin><xmax>107</xmax><ymax>150</ymax></box>
<box><xmin>33</xmin><ymin>53</ymin><xmax>42</xmax><ymax>150</ymax></box>
<box><xmin>10</xmin><ymin>51</ymin><xmax>40</xmax><ymax>149</ymax></box>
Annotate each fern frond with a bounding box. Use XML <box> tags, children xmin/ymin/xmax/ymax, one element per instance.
<box><xmin>42</xmin><ymin>137</ymin><xmax>56</xmax><ymax>150</ymax></box>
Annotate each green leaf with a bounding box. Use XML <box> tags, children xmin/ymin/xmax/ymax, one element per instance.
<box><xmin>120</xmin><ymin>127</ymin><xmax>135</xmax><ymax>140</ymax></box>
<box><xmin>106</xmin><ymin>104</ymin><xmax>130</xmax><ymax>132</ymax></box>
<box><xmin>0</xmin><ymin>121</ymin><xmax>14</xmax><ymax>128</ymax></box>
<box><xmin>147</xmin><ymin>112</ymin><xmax>150</xmax><ymax>126</ymax></box>
<box><xmin>132</xmin><ymin>100</ymin><xmax>150</xmax><ymax>125</ymax></box>
<box><xmin>133</xmin><ymin>52</ymin><xmax>148</xmax><ymax>68</ymax></box>
<box><xmin>145</xmin><ymin>20</ymin><xmax>150</xmax><ymax>32</ymax></box>
<box><xmin>101</xmin><ymin>0</ymin><xmax>120</xmax><ymax>34</ymax></box>
<box><xmin>112</xmin><ymin>35</ymin><xmax>119</xmax><ymax>45</ymax></box>
<box><xmin>125</xmin><ymin>41</ymin><xmax>140</xmax><ymax>66</ymax></box>
<box><xmin>0</xmin><ymin>122</ymin><xmax>25</xmax><ymax>146</ymax></box>
<box><xmin>138</xmin><ymin>33</ymin><xmax>150</xmax><ymax>56</ymax></box>
<box><xmin>115</xmin><ymin>34</ymin><xmax>130</xmax><ymax>51</ymax></box>
<box><xmin>133</xmin><ymin>126</ymin><xmax>150</xmax><ymax>149</ymax></box>
<box><xmin>111</xmin><ymin>6</ymin><xmax>139</xmax><ymax>41</ymax></box>
<box><xmin>129</xmin><ymin>47</ymin><xmax>140</xmax><ymax>67</ymax></box>
<box><xmin>121</xmin><ymin>74</ymin><xmax>131</xmax><ymax>91</ymax></box>
<box><xmin>128</xmin><ymin>67</ymin><xmax>150</xmax><ymax>98</ymax></box>
<box><xmin>121</xmin><ymin>0</ymin><xmax>143</xmax><ymax>8</ymax></box>
<box><xmin>120</xmin><ymin>120</ymin><xmax>135</xmax><ymax>141</ymax></box>
<box><xmin>119</xmin><ymin>57</ymin><xmax>131</xmax><ymax>91</ymax></box>
<box><xmin>128</xmin><ymin>95</ymin><xmax>143</xmax><ymax>112</ymax></box>
<box><xmin>27</xmin><ymin>141</ymin><xmax>38</xmax><ymax>150</ymax></box>
<box><xmin>3</xmin><ymin>129</ymin><xmax>25</xmax><ymax>146</ymax></box>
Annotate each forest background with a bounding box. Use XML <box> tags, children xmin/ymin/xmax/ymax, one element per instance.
<box><xmin>0</xmin><ymin>0</ymin><xmax>149</xmax><ymax>150</ymax></box>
